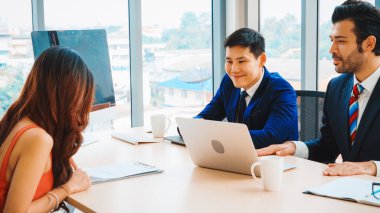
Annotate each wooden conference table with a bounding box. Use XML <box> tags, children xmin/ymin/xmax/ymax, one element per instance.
<box><xmin>68</xmin><ymin>133</ymin><xmax>379</xmax><ymax>213</ymax></box>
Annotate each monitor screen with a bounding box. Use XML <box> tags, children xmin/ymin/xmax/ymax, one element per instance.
<box><xmin>31</xmin><ymin>29</ymin><xmax>116</xmax><ymax>106</ymax></box>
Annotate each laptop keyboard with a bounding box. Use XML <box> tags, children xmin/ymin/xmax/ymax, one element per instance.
<box><xmin>164</xmin><ymin>135</ymin><xmax>185</xmax><ymax>146</ymax></box>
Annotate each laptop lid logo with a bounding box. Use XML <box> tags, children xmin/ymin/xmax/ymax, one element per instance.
<box><xmin>211</xmin><ymin>140</ymin><xmax>225</xmax><ymax>154</ymax></box>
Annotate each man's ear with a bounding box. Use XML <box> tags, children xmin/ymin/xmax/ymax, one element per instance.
<box><xmin>258</xmin><ymin>53</ymin><xmax>266</xmax><ymax>67</ymax></box>
<box><xmin>363</xmin><ymin>35</ymin><xmax>376</xmax><ymax>52</ymax></box>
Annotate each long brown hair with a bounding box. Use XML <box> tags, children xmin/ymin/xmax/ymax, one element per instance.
<box><xmin>0</xmin><ymin>47</ymin><xmax>94</xmax><ymax>211</ymax></box>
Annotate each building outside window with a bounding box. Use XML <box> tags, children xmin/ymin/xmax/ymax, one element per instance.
<box><xmin>181</xmin><ymin>90</ymin><xmax>187</xmax><ymax>99</ymax></box>
<box><xmin>44</xmin><ymin>0</ymin><xmax>131</xmax><ymax>128</ymax></box>
<box><xmin>260</xmin><ymin>0</ymin><xmax>301</xmax><ymax>90</ymax></box>
<box><xmin>0</xmin><ymin>0</ymin><xmax>33</xmax><ymax>118</ymax></box>
<box><xmin>195</xmin><ymin>92</ymin><xmax>202</xmax><ymax>100</ymax></box>
<box><xmin>142</xmin><ymin>0</ymin><xmax>212</xmax><ymax>131</ymax></box>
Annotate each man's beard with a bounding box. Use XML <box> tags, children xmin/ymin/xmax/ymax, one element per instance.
<box><xmin>332</xmin><ymin>49</ymin><xmax>364</xmax><ymax>74</ymax></box>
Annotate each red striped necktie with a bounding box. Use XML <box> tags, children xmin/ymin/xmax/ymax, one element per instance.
<box><xmin>348</xmin><ymin>83</ymin><xmax>364</xmax><ymax>145</ymax></box>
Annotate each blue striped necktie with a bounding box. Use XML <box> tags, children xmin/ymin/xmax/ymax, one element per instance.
<box><xmin>348</xmin><ymin>83</ymin><xmax>364</xmax><ymax>145</ymax></box>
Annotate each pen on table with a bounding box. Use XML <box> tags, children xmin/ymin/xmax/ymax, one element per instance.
<box><xmin>365</xmin><ymin>189</ymin><xmax>380</xmax><ymax>198</ymax></box>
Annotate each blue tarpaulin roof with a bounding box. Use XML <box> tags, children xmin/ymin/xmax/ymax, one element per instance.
<box><xmin>157</xmin><ymin>77</ymin><xmax>212</xmax><ymax>92</ymax></box>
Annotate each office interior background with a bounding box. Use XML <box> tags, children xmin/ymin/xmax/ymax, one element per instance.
<box><xmin>0</xmin><ymin>0</ymin><xmax>379</xmax><ymax>130</ymax></box>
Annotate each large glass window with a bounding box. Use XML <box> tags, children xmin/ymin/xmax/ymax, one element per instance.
<box><xmin>318</xmin><ymin>0</ymin><xmax>375</xmax><ymax>91</ymax></box>
<box><xmin>141</xmin><ymin>0</ymin><xmax>212</xmax><ymax>133</ymax></box>
<box><xmin>260</xmin><ymin>0</ymin><xmax>301</xmax><ymax>90</ymax></box>
<box><xmin>44</xmin><ymin>0</ymin><xmax>131</xmax><ymax>128</ymax></box>
<box><xmin>0</xmin><ymin>0</ymin><xmax>33</xmax><ymax>118</ymax></box>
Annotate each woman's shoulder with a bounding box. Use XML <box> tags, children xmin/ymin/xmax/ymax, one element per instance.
<box><xmin>20</xmin><ymin>128</ymin><xmax>52</xmax><ymax>146</ymax></box>
<box><xmin>18</xmin><ymin>128</ymin><xmax>53</xmax><ymax>153</ymax></box>
<box><xmin>13</xmin><ymin>119</ymin><xmax>53</xmax><ymax>154</ymax></box>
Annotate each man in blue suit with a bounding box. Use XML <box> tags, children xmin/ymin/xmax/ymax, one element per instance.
<box><xmin>195</xmin><ymin>28</ymin><xmax>298</xmax><ymax>149</ymax></box>
<box><xmin>258</xmin><ymin>0</ymin><xmax>380</xmax><ymax>177</ymax></box>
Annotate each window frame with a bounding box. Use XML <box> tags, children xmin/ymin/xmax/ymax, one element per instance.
<box><xmin>32</xmin><ymin>0</ymin><xmax>225</xmax><ymax>127</ymax></box>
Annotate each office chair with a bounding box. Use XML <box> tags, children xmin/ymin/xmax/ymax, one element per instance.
<box><xmin>296</xmin><ymin>90</ymin><xmax>326</xmax><ymax>141</ymax></box>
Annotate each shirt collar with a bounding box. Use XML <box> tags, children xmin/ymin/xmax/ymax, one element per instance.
<box><xmin>241</xmin><ymin>68</ymin><xmax>264</xmax><ymax>97</ymax></box>
<box><xmin>354</xmin><ymin>66</ymin><xmax>380</xmax><ymax>93</ymax></box>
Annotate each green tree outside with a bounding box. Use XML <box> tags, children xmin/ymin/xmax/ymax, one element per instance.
<box><xmin>0</xmin><ymin>66</ymin><xmax>25</xmax><ymax>116</ymax></box>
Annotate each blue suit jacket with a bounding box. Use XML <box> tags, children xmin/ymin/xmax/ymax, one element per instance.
<box><xmin>306</xmin><ymin>73</ymin><xmax>380</xmax><ymax>163</ymax></box>
<box><xmin>195</xmin><ymin>67</ymin><xmax>298</xmax><ymax>149</ymax></box>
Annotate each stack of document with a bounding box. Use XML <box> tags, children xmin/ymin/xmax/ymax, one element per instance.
<box><xmin>111</xmin><ymin>131</ymin><xmax>163</xmax><ymax>145</ymax></box>
<box><xmin>304</xmin><ymin>177</ymin><xmax>380</xmax><ymax>207</ymax></box>
<box><xmin>84</xmin><ymin>161</ymin><xmax>164</xmax><ymax>184</ymax></box>
<box><xmin>82</xmin><ymin>131</ymin><xmax>110</xmax><ymax>146</ymax></box>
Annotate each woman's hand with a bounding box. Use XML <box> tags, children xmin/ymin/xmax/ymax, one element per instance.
<box><xmin>62</xmin><ymin>169</ymin><xmax>91</xmax><ymax>195</ymax></box>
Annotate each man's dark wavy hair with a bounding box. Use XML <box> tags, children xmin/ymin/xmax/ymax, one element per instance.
<box><xmin>332</xmin><ymin>0</ymin><xmax>380</xmax><ymax>55</ymax></box>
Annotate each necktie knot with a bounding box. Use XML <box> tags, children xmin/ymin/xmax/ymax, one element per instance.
<box><xmin>240</xmin><ymin>90</ymin><xmax>248</xmax><ymax>99</ymax></box>
<box><xmin>352</xmin><ymin>83</ymin><xmax>364</xmax><ymax>98</ymax></box>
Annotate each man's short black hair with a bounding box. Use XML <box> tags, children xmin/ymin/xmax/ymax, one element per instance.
<box><xmin>224</xmin><ymin>28</ymin><xmax>265</xmax><ymax>58</ymax></box>
<box><xmin>332</xmin><ymin>0</ymin><xmax>380</xmax><ymax>55</ymax></box>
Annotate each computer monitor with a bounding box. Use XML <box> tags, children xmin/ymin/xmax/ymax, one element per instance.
<box><xmin>31</xmin><ymin>29</ymin><xmax>116</xmax><ymax>106</ymax></box>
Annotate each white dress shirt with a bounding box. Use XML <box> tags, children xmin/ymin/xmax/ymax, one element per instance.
<box><xmin>293</xmin><ymin>67</ymin><xmax>380</xmax><ymax>177</ymax></box>
<box><xmin>241</xmin><ymin>68</ymin><xmax>264</xmax><ymax>105</ymax></box>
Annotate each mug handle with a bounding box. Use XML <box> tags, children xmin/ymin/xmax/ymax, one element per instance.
<box><xmin>251</xmin><ymin>162</ymin><xmax>261</xmax><ymax>180</ymax></box>
<box><xmin>165</xmin><ymin>117</ymin><xmax>171</xmax><ymax>132</ymax></box>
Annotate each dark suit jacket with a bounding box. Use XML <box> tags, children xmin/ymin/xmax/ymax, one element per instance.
<box><xmin>306</xmin><ymin>73</ymin><xmax>380</xmax><ymax>163</ymax></box>
<box><xmin>195</xmin><ymin>67</ymin><xmax>298</xmax><ymax>149</ymax></box>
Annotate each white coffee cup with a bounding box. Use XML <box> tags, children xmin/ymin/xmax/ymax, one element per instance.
<box><xmin>251</xmin><ymin>155</ymin><xmax>284</xmax><ymax>191</ymax></box>
<box><xmin>150</xmin><ymin>114</ymin><xmax>171</xmax><ymax>138</ymax></box>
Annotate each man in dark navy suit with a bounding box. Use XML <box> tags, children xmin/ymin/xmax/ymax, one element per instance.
<box><xmin>195</xmin><ymin>28</ymin><xmax>298</xmax><ymax>149</ymax></box>
<box><xmin>258</xmin><ymin>0</ymin><xmax>380</xmax><ymax>177</ymax></box>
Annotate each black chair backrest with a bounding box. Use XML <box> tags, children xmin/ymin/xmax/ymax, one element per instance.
<box><xmin>296</xmin><ymin>90</ymin><xmax>326</xmax><ymax>141</ymax></box>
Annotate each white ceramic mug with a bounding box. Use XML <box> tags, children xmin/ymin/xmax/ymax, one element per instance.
<box><xmin>251</xmin><ymin>156</ymin><xmax>284</xmax><ymax>191</ymax></box>
<box><xmin>150</xmin><ymin>114</ymin><xmax>171</xmax><ymax>138</ymax></box>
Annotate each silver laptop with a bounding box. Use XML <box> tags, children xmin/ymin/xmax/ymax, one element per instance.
<box><xmin>175</xmin><ymin>117</ymin><xmax>295</xmax><ymax>176</ymax></box>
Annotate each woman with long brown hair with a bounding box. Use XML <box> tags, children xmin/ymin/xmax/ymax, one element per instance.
<box><xmin>0</xmin><ymin>46</ymin><xmax>93</xmax><ymax>212</ymax></box>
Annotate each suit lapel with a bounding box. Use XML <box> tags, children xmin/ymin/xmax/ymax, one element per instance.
<box><xmin>338</xmin><ymin>76</ymin><xmax>353</xmax><ymax>158</ymax></box>
<box><xmin>243</xmin><ymin>68</ymin><xmax>270</xmax><ymax>122</ymax></box>
<box><xmin>230</xmin><ymin>88</ymin><xmax>241</xmax><ymax>122</ymax></box>
<box><xmin>350</xmin><ymin>77</ymin><xmax>380</xmax><ymax>160</ymax></box>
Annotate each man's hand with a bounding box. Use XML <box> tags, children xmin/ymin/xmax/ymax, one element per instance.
<box><xmin>256</xmin><ymin>142</ymin><xmax>296</xmax><ymax>157</ymax></box>
<box><xmin>323</xmin><ymin>161</ymin><xmax>377</xmax><ymax>176</ymax></box>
